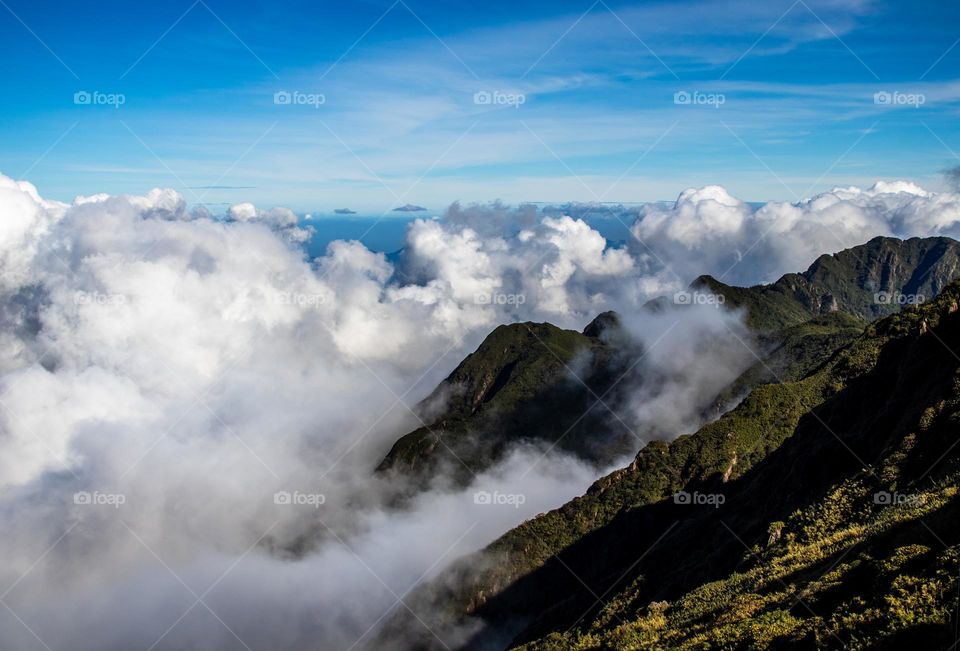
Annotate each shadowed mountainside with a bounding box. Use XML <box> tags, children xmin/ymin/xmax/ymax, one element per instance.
<box><xmin>376</xmin><ymin>315</ymin><xmax>638</xmax><ymax>485</ymax></box>
<box><xmin>376</xmin><ymin>237</ymin><xmax>960</xmax><ymax>487</ymax></box>
<box><xmin>373</xmin><ymin>238</ymin><xmax>960</xmax><ymax>650</ymax></box>
<box><xmin>688</xmin><ymin>235</ymin><xmax>960</xmax><ymax>331</ymax></box>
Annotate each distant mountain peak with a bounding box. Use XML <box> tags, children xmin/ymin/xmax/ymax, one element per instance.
<box><xmin>684</xmin><ymin>235</ymin><xmax>960</xmax><ymax>330</ymax></box>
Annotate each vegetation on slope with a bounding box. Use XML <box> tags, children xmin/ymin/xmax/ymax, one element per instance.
<box><xmin>692</xmin><ymin>235</ymin><xmax>960</xmax><ymax>332</ymax></box>
<box><xmin>376</xmin><ymin>318</ymin><xmax>637</xmax><ymax>483</ymax></box>
<box><xmin>504</xmin><ymin>282</ymin><xmax>960</xmax><ymax>649</ymax></box>
<box><xmin>377</xmin><ymin>237</ymin><xmax>960</xmax><ymax>490</ymax></box>
<box><xmin>383</xmin><ymin>279</ymin><xmax>960</xmax><ymax>651</ymax></box>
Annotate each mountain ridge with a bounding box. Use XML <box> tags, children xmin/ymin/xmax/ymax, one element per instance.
<box><xmin>376</xmin><ymin>320</ymin><xmax>637</xmax><ymax>484</ymax></box>
<box><xmin>373</xmin><ymin>236</ymin><xmax>960</xmax><ymax>650</ymax></box>
<box><xmin>687</xmin><ymin>235</ymin><xmax>960</xmax><ymax>331</ymax></box>
<box><xmin>376</xmin><ymin>236</ymin><xmax>960</xmax><ymax>485</ymax></box>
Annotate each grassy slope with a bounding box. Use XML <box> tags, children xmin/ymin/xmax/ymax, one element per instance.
<box><xmin>513</xmin><ymin>284</ymin><xmax>960</xmax><ymax>650</ymax></box>
<box><xmin>715</xmin><ymin>312</ymin><xmax>866</xmax><ymax>405</ymax></box>
<box><xmin>376</xmin><ymin>237</ymin><xmax>960</xmax><ymax>486</ymax></box>
<box><xmin>384</xmin><ymin>283</ymin><xmax>960</xmax><ymax>651</ymax></box>
<box><xmin>694</xmin><ymin>235</ymin><xmax>960</xmax><ymax>332</ymax></box>
<box><xmin>376</xmin><ymin>320</ymin><xmax>634</xmax><ymax>481</ymax></box>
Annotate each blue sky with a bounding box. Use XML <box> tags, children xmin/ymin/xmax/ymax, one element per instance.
<box><xmin>1</xmin><ymin>0</ymin><xmax>958</xmax><ymax>212</ymax></box>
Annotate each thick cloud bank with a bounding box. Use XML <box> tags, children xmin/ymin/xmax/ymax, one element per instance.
<box><xmin>631</xmin><ymin>181</ymin><xmax>960</xmax><ymax>286</ymax></box>
<box><xmin>0</xmin><ymin>174</ymin><xmax>958</xmax><ymax>650</ymax></box>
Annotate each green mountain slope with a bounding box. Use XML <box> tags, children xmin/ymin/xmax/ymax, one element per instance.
<box><xmin>382</xmin><ymin>281</ymin><xmax>960</xmax><ymax>651</ymax></box>
<box><xmin>715</xmin><ymin>311</ymin><xmax>866</xmax><ymax>404</ymax></box>
<box><xmin>691</xmin><ymin>235</ymin><xmax>960</xmax><ymax>332</ymax></box>
<box><xmin>510</xmin><ymin>285</ymin><xmax>960</xmax><ymax>650</ymax></box>
<box><xmin>377</xmin><ymin>237</ymin><xmax>957</xmax><ymax>485</ymax></box>
<box><xmin>376</xmin><ymin>316</ymin><xmax>637</xmax><ymax>483</ymax></box>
